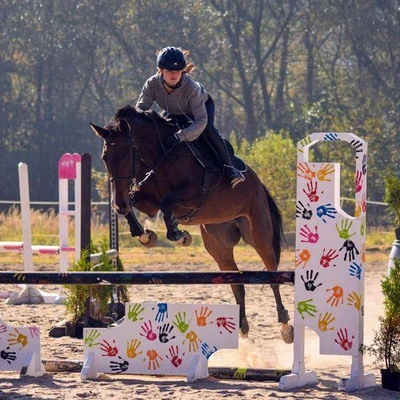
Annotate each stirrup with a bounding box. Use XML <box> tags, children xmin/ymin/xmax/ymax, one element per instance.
<box><xmin>224</xmin><ymin>165</ymin><xmax>245</xmax><ymax>189</ymax></box>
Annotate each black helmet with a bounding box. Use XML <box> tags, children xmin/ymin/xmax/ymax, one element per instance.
<box><xmin>157</xmin><ymin>47</ymin><xmax>186</xmax><ymax>70</ymax></box>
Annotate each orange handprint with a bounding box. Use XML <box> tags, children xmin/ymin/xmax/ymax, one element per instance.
<box><xmin>326</xmin><ymin>285</ymin><xmax>344</xmax><ymax>307</ymax></box>
<box><xmin>195</xmin><ymin>307</ymin><xmax>213</xmax><ymax>327</ymax></box>
<box><xmin>297</xmin><ymin>163</ymin><xmax>316</xmax><ymax>181</ymax></box>
<box><xmin>144</xmin><ymin>349</ymin><xmax>163</xmax><ymax>370</ymax></box>
<box><xmin>295</xmin><ymin>249</ymin><xmax>311</xmax><ymax>269</ymax></box>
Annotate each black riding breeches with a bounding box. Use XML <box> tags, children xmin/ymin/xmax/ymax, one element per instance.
<box><xmin>166</xmin><ymin>96</ymin><xmax>232</xmax><ymax>166</ymax></box>
<box><xmin>203</xmin><ymin>96</ymin><xmax>232</xmax><ymax>166</ymax></box>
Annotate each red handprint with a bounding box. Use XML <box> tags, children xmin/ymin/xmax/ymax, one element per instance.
<box><xmin>100</xmin><ymin>339</ymin><xmax>118</xmax><ymax>357</ymax></box>
<box><xmin>334</xmin><ymin>328</ymin><xmax>354</xmax><ymax>351</ymax></box>
<box><xmin>216</xmin><ymin>317</ymin><xmax>236</xmax><ymax>334</ymax></box>
<box><xmin>319</xmin><ymin>248</ymin><xmax>339</xmax><ymax>268</ymax></box>
<box><xmin>303</xmin><ymin>181</ymin><xmax>320</xmax><ymax>202</ymax></box>
<box><xmin>299</xmin><ymin>225</ymin><xmax>319</xmax><ymax>244</ymax></box>
<box><xmin>166</xmin><ymin>345</ymin><xmax>184</xmax><ymax>368</ymax></box>
<box><xmin>355</xmin><ymin>170</ymin><xmax>363</xmax><ymax>193</ymax></box>
<box><xmin>140</xmin><ymin>321</ymin><xmax>157</xmax><ymax>341</ymax></box>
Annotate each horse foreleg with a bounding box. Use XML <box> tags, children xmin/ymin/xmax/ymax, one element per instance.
<box><xmin>200</xmin><ymin>223</ymin><xmax>249</xmax><ymax>335</ymax></box>
<box><xmin>160</xmin><ymin>196</ymin><xmax>185</xmax><ymax>241</ymax></box>
<box><xmin>125</xmin><ymin>211</ymin><xmax>144</xmax><ymax>237</ymax></box>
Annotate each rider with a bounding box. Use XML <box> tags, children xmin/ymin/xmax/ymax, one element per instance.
<box><xmin>136</xmin><ymin>46</ymin><xmax>245</xmax><ymax>189</ymax></box>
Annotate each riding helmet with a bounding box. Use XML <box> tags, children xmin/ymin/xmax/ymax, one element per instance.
<box><xmin>157</xmin><ymin>47</ymin><xmax>186</xmax><ymax>70</ymax></box>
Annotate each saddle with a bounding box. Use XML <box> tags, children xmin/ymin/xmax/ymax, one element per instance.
<box><xmin>168</xmin><ymin>114</ymin><xmax>247</xmax><ymax>190</ymax></box>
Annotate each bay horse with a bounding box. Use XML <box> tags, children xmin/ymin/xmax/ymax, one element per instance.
<box><xmin>90</xmin><ymin>105</ymin><xmax>293</xmax><ymax>343</ymax></box>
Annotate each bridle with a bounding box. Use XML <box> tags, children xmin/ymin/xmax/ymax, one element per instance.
<box><xmin>104</xmin><ymin>129</ymin><xmax>139</xmax><ymax>184</ymax></box>
<box><xmin>104</xmin><ymin>117</ymin><xmax>173</xmax><ymax>192</ymax></box>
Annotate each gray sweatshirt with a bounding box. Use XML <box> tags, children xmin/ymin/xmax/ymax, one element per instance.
<box><xmin>136</xmin><ymin>73</ymin><xmax>209</xmax><ymax>142</ymax></box>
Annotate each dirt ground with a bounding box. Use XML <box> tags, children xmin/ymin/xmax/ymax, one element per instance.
<box><xmin>0</xmin><ymin>251</ymin><xmax>398</xmax><ymax>399</ymax></box>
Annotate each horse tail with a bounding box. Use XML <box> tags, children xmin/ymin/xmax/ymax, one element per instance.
<box><xmin>263</xmin><ymin>185</ymin><xmax>284</xmax><ymax>266</ymax></box>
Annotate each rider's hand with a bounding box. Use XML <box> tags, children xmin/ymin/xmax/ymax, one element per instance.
<box><xmin>166</xmin><ymin>133</ymin><xmax>181</xmax><ymax>150</ymax></box>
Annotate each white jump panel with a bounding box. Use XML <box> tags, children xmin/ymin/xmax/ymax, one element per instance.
<box><xmin>280</xmin><ymin>132</ymin><xmax>375</xmax><ymax>391</ymax></box>
<box><xmin>82</xmin><ymin>302</ymin><xmax>239</xmax><ymax>382</ymax></box>
<box><xmin>0</xmin><ymin>317</ymin><xmax>44</xmax><ymax>377</ymax></box>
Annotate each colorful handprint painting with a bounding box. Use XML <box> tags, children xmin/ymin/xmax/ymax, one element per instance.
<box><xmin>82</xmin><ymin>302</ymin><xmax>239</xmax><ymax>381</ymax></box>
<box><xmin>295</xmin><ymin>133</ymin><xmax>367</xmax><ymax>356</ymax></box>
<box><xmin>0</xmin><ymin>318</ymin><xmax>43</xmax><ymax>376</ymax></box>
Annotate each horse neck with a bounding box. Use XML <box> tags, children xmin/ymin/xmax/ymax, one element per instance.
<box><xmin>131</xmin><ymin>117</ymin><xmax>167</xmax><ymax>167</ymax></box>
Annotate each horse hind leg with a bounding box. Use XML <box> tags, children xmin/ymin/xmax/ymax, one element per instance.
<box><xmin>200</xmin><ymin>222</ymin><xmax>249</xmax><ymax>335</ymax></box>
<box><xmin>271</xmin><ymin>285</ymin><xmax>294</xmax><ymax>344</ymax></box>
<box><xmin>239</xmin><ymin>214</ymin><xmax>294</xmax><ymax>344</ymax></box>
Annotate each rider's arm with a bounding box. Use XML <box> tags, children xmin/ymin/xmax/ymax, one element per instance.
<box><xmin>175</xmin><ymin>83</ymin><xmax>208</xmax><ymax>142</ymax></box>
<box><xmin>136</xmin><ymin>78</ymin><xmax>155</xmax><ymax>111</ymax></box>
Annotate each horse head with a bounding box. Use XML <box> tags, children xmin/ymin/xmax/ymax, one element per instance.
<box><xmin>90</xmin><ymin>117</ymin><xmax>136</xmax><ymax>215</ymax></box>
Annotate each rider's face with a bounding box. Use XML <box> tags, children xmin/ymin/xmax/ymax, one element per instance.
<box><xmin>162</xmin><ymin>69</ymin><xmax>183</xmax><ymax>87</ymax></box>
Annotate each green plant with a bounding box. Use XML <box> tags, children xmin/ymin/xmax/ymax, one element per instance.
<box><xmin>384</xmin><ymin>169</ymin><xmax>400</xmax><ymax>229</ymax></box>
<box><xmin>64</xmin><ymin>238</ymin><xmax>129</xmax><ymax>323</ymax></box>
<box><xmin>367</xmin><ymin>258</ymin><xmax>400</xmax><ymax>372</ymax></box>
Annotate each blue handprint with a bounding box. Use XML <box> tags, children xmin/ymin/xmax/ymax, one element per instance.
<box><xmin>324</xmin><ymin>133</ymin><xmax>340</xmax><ymax>141</ymax></box>
<box><xmin>154</xmin><ymin>303</ymin><xmax>168</xmax><ymax>323</ymax></box>
<box><xmin>349</xmin><ymin>262</ymin><xmax>362</xmax><ymax>280</ymax></box>
<box><xmin>201</xmin><ymin>342</ymin><xmax>218</xmax><ymax>359</ymax></box>
<box><xmin>316</xmin><ymin>203</ymin><xmax>337</xmax><ymax>223</ymax></box>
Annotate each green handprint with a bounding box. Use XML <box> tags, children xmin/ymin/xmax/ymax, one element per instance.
<box><xmin>173</xmin><ymin>311</ymin><xmax>191</xmax><ymax>333</ymax></box>
<box><xmin>233</xmin><ymin>367</ymin><xmax>248</xmax><ymax>380</ymax></box>
<box><xmin>360</xmin><ymin>216</ymin><xmax>366</xmax><ymax>237</ymax></box>
<box><xmin>128</xmin><ymin>303</ymin><xmax>145</xmax><ymax>322</ymax></box>
<box><xmin>297</xmin><ymin>299</ymin><xmax>317</xmax><ymax>319</ymax></box>
<box><xmin>335</xmin><ymin>220</ymin><xmax>355</xmax><ymax>240</ymax></box>
<box><xmin>84</xmin><ymin>329</ymin><xmax>101</xmax><ymax>347</ymax></box>
<box><xmin>298</xmin><ymin>136</ymin><xmax>312</xmax><ymax>153</ymax></box>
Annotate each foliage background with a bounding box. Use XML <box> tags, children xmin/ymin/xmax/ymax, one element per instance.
<box><xmin>1</xmin><ymin>0</ymin><xmax>398</xmax><ymax>228</ymax></box>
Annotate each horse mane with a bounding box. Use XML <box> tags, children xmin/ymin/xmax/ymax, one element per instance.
<box><xmin>113</xmin><ymin>105</ymin><xmax>168</xmax><ymax>126</ymax></box>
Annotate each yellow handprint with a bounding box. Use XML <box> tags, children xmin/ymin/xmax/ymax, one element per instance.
<box><xmin>318</xmin><ymin>312</ymin><xmax>335</xmax><ymax>332</ymax></box>
<box><xmin>317</xmin><ymin>164</ymin><xmax>335</xmax><ymax>182</ymax></box>
<box><xmin>8</xmin><ymin>328</ymin><xmax>28</xmax><ymax>350</ymax></box>
<box><xmin>347</xmin><ymin>291</ymin><xmax>362</xmax><ymax>311</ymax></box>
<box><xmin>182</xmin><ymin>331</ymin><xmax>201</xmax><ymax>352</ymax></box>
<box><xmin>126</xmin><ymin>339</ymin><xmax>143</xmax><ymax>359</ymax></box>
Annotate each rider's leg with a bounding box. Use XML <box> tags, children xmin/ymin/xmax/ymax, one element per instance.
<box><xmin>204</xmin><ymin>97</ymin><xmax>245</xmax><ymax>188</ymax></box>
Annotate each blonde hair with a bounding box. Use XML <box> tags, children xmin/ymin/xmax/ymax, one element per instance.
<box><xmin>156</xmin><ymin>48</ymin><xmax>195</xmax><ymax>74</ymax></box>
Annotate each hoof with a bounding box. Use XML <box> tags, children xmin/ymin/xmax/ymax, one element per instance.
<box><xmin>240</xmin><ymin>317</ymin><xmax>249</xmax><ymax>336</ymax></box>
<box><xmin>280</xmin><ymin>324</ymin><xmax>294</xmax><ymax>344</ymax></box>
<box><xmin>137</xmin><ymin>230</ymin><xmax>157</xmax><ymax>248</ymax></box>
<box><xmin>176</xmin><ymin>231</ymin><xmax>192</xmax><ymax>246</ymax></box>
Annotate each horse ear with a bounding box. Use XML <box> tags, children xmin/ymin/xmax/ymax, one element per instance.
<box><xmin>90</xmin><ymin>123</ymin><xmax>109</xmax><ymax>140</ymax></box>
<box><xmin>119</xmin><ymin>119</ymin><xmax>131</xmax><ymax>134</ymax></box>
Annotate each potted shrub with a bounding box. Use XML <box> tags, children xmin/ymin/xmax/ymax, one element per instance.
<box><xmin>384</xmin><ymin>169</ymin><xmax>400</xmax><ymax>272</ymax></box>
<box><xmin>64</xmin><ymin>239</ymin><xmax>129</xmax><ymax>338</ymax></box>
<box><xmin>367</xmin><ymin>258</ymin><xmax>400</xmax><ymax>391</ymax></box>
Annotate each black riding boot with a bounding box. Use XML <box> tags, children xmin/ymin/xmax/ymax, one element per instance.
<box><xmin>206</xmin><ymin>127</ymin><xmax>245</xmax><ymax>188</ymax></box>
